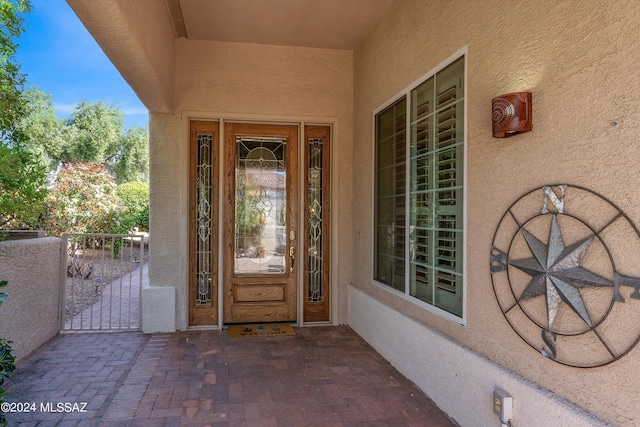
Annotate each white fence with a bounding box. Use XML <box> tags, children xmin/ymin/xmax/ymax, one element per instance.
<box><xmin>60</xmin><ymin>233</ymin><xmax>146</xmax><ymax>331</ymax></box>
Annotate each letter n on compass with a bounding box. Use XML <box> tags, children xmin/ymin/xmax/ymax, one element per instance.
<box><xmin>541</xmin><ymin>185</ymin><xmax>566</xmax><ymax>214</ymax></box>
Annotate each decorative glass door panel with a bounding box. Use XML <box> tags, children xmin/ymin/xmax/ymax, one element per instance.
<box><xmin>189</xmin><ymin>121</ymin><xmax>219</xmax><ymax>326</ymax></box>
<box><xmin>234</xmin><ymin>137</ymin><xmax>287</xmax><ymax>275</ymax></box>
<box><xmin>304</xmin><ymin>125</ymin><xmax>331</xmax><ymax>322</ymax></box>
<box><xmin>224</xmin><ymin>123</ymin><xmax>298</xmax><ymax>324</ymax></box>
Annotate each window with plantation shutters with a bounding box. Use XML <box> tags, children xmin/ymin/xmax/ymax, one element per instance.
<box><xmin>374</xmin><ymin>52</ymin><xmax>465</xmax><ymax>322</ymax></box>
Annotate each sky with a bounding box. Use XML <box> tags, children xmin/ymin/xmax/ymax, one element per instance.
<box><xmin>15</xmin><ymin>0</ymin><xmax>149</xmax><ymax>129</ymax></box>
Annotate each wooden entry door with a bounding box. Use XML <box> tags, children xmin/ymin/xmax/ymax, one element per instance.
<box><xmin>223</xmin><ymin>123</ymin><xmax>298</xmax><ymax>323</ymax></box>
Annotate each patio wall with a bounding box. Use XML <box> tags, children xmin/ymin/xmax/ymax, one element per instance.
<box><xmin>0</xmin><ymin>237</ymin><xmax>60</xmax><ymax>360</ymax></box>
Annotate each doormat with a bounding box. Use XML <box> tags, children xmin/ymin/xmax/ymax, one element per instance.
<box><xmin>228</xmin><ymin>323</ymin><xmax>296</xmax><ymax>338</ymax></box>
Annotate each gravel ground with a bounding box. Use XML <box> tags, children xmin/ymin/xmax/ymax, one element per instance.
<box><xmin>64</xmin><ymin>245</ymin><xmax>149</xmax><ymax>320</ymax></box>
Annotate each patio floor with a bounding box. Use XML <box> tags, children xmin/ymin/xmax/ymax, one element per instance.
<box><xmin>4</xmin><ymin>326</ymin><xmax>456</xmax><ymax>426</ymax></box>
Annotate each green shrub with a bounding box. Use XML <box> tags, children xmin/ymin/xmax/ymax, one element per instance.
<box><xmin>0</xmin><ymin>133</ymin><xmax>48</xmax><ymax>230</ymax></box>
<box><xmin>43</xmin><ymin>163</ymin><xmax>125</xmax><ymax>236</ymax></box>
<box><xmin>116</xmin><ymin>181</ymin><xmax>149</xmax><ymax>232</ymax></box>
<box><xmin>136</xmin><ymin>205</ymin><xmax>149</xmax><ymax>231</ymax></box>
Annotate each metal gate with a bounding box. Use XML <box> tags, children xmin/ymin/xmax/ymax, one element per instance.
<box><xmin>60</xmin><ymin>233</ymin><xmax>146</xmax><ymax>331</ymax></box>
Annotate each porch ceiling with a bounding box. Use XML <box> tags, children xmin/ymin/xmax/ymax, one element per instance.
<box><xmin>166</xmin><ymin>0</ymin><xmax>394</xmax><ymax>50</ymax></box>
<box><xmin>66</xmin><ymin>0</ymin><xmax>393</xmax><ymax>114</ymax></box>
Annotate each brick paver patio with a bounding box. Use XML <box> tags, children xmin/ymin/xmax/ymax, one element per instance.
<box><xmin>4</xmin><ymin>326</ymin><xmax>456</xmax><ymax>426</ymax></box>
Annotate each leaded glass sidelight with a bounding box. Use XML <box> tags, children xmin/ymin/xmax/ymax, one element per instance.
<box><xmin>196</xmin><ymin>133</ymin><xmax>213</xmax><ymax>306</ymax></box>
<box><xmin>307</xmin><ymin>137</ymin><xmax>324</xmax><ymax>302</ymax></box>
<box><xmin>234</xmin><ymin>136</ymin><xmax>287</xmax><ymax>274</ymax></box>
<box><xmin>303</xmin><ymin>125</ymin><xmax>331</xmax><ymax>322</ymax></box>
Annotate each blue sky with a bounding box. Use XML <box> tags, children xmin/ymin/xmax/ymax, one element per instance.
<box><xmin>15</xmin><ymin>0</ymin><xmax>149</xmax><ymax>129</ymax></box>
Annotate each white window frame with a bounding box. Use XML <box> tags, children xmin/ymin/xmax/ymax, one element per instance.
<box><xmin>372</xmin><ymin>47</ymin><xmax>468</xmax><ymax>325</ymax></box>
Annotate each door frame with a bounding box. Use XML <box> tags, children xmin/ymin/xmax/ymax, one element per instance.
<box><xmin>185</xmin><ymin>115</ymin><xmax>338</xmax><ymax>329</ymax></box>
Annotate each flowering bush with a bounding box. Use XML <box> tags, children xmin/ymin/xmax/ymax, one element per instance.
<box><xmin>43</xmin><ymin>163</ymin><xmax>125</xmax><ymax>236</ymax></box>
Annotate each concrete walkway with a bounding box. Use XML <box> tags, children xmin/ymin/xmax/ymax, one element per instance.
<box><xmin>4</xmin><ymin>326</ymin><xmax>456</xmax><ymax>426</ymax></box>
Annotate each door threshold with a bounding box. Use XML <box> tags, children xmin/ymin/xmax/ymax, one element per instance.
<box><xmin>221</xmin><ymin>322</ymin><xmax>299</xmax><ymax>329</ymax></box>
<box><xmin>186</xmin><ymin>325</ymin><xmax>222</xmax><ymax>331</ymax></box>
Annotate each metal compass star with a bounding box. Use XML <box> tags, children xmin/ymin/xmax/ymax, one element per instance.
<box><xmin>510</xmin><ymin>214</ymin><xmax>612</xmax><ymax>330</ymax></box>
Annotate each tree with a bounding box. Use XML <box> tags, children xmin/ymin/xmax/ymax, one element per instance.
<box><xmin>62</xmin><ymin>101</ymin><xmax>149</xmax><ymax>183</ymax></box>
<box><xmin>0</xmin><ymin>142</ymin><xmax>46</xmax><ymax>228</ymax></box>
<box><xmin>0</xmin><ymin>0</ymin><xmax>30</xmax><ymax>136</ymax></box>
<box><xmin>0</xmin><ymin>0</ymin><xmax>47</xmax><ymax>230</ymax></box>
<box><xmin>20</xmin><ymin>88</ymin><xmax>67</xmax><ymax>171</ymax></box>
<box><xmin>112</xmin><ymin>126</ymin><xmax>149</xmax><ymax>183</ymax></box>
<box><xmin>61</xmin><ymin>101</ymin><xmax>123</xmax><ymax>164</ymax></box>
<box><xmin>21</xmin><ymin>97</ymin><xmax>149</xmax><ymax>184</ymax></box>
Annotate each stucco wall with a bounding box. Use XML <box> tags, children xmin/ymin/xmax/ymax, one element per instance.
<box><xmin>175</xmin><ymin>40</ymin><xmax>353</xmax><ymax>121</ymax></box>
<box><xmin>0</xmin><ymin>238</ymin><xmax>60</xmax><ymax>360</ymax></box>
<box><xmin>147</xmin><ymin>40</ymin><xmax>354</xmax><ymax>329</ymax></box>
<box><xmin>146</xmin><ymin>112</ymin><xmax>183</xmax><ymax>332</ymax></box>
<box><xmin>352</xmin><ymin>0</ymin><xmax>640</xmax><ymax>425</ymax></box>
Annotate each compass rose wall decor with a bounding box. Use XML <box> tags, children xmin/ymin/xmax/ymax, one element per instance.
<box><xmin>490</xmin><ymin>184</ymin><xmax>640</xmax><ymax>368</ymax></box>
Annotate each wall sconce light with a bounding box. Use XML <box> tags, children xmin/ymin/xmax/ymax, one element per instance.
<box><xmin>492</xmin><ymin>92</ymin><xmax>532</xmax><ymax>138</ymax></box>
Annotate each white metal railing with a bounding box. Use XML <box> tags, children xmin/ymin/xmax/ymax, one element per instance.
<box><xmin>60</xmin><ymin>233</ymin><xmax>146</xmax><ymax>331</ymax></box>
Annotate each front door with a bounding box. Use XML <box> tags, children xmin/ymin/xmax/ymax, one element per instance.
<box><xmin>223</xmin><ymin>123</ymin><xmax>298</xmax><ymax>323</ymax></box>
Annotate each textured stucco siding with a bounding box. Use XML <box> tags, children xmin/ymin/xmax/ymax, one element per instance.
<box><xmin>148</xmin><ymin>112</ymin><xmax>185</xmax><ymax>291</ymax></box>
<box><xmin>144</xmin><ymin>112</ymin><xmax>183</xmax><ymax>332</ymax></box>
<box><xmin>0</xmin><ymin>238</ymin><xmax>60</xmax><ymax>360</ymax></box>
<box><xmin>352</xmin><ymin>0</ymin><xmax>640</xmax><ymax>425</ymax></box>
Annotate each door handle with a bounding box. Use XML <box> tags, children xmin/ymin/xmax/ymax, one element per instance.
<box><xmin>289</xmin><ymin>246</ymin><xmax>296</xmax><ymax>273</ymax></box>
